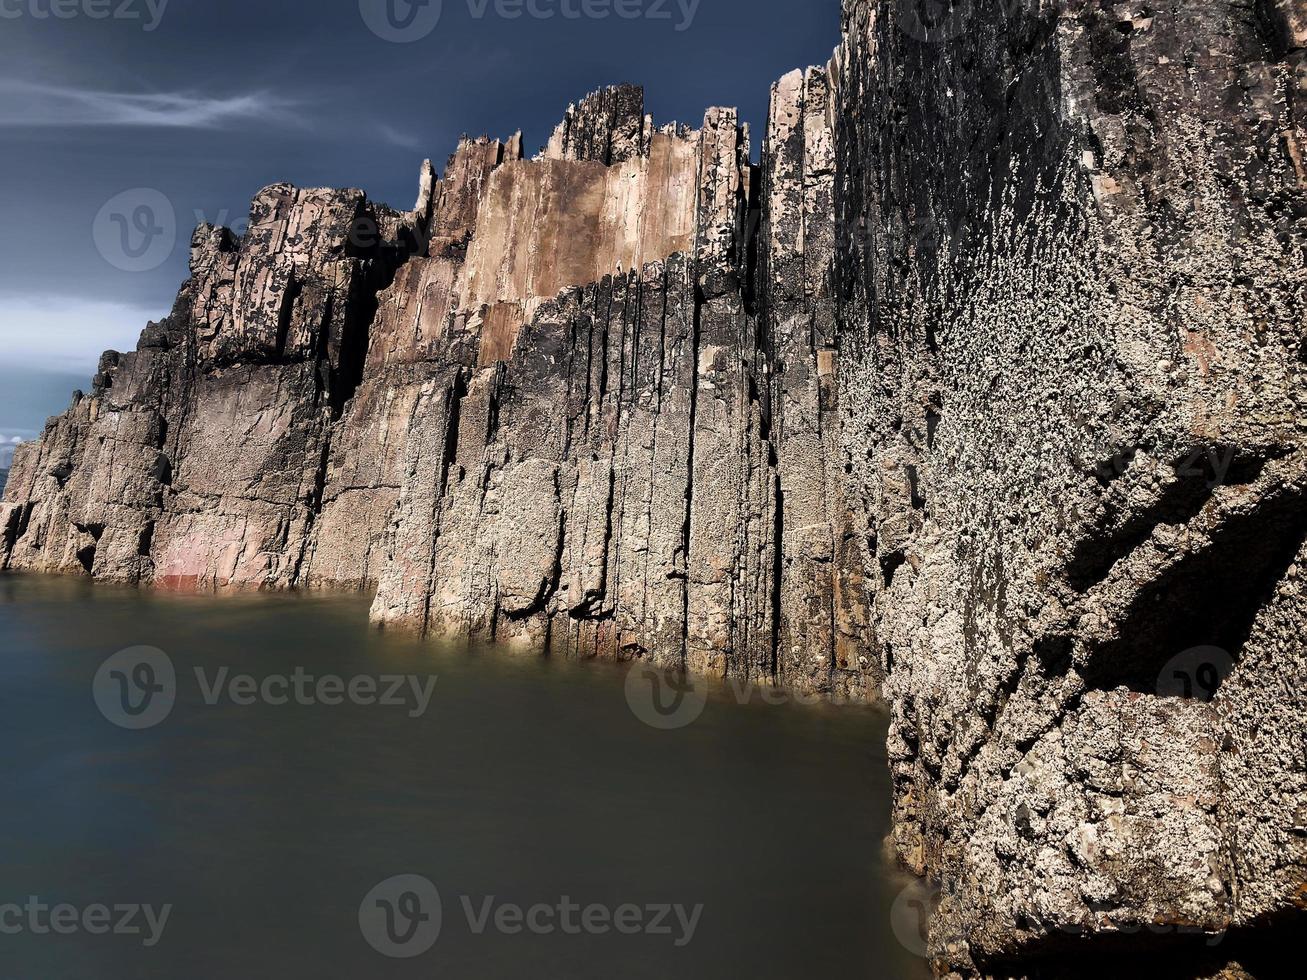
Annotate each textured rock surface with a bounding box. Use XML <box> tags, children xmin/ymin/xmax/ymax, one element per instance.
<box><xmin>3</xmin><ymin>185</ymin><xmax>421</xmax><ymax>589</ymax></box>
<box><xmin>2</xmin><ymin>84</ymin><xmax>873</xmax><ymax>699</ymax></box>
<box><xmin>3</xmin><ymin>3</ymin><xmax>1303</xmax><ymax>975</ymax></box>
<box><xmin>831</xmin><ymin>0</ymin><xmax>1304</xmax><ymax>975</ymax></box>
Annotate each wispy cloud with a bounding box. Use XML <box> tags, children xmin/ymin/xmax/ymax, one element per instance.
<box><xmin>0</xmin><ymin>296</ymin><xmax>164</xmax><ymax>372</ymax></box>
<box><xmin>0</xmin><ymin>79</ymin><xmax>299</xmax><ymax>129</ymax></box>
<box><xmin>0</xmin><ymin>436</ymin><xmax>25</xmax><ymax>466</ymax></box>
<box><xmin>377</xmin><ymin>123</ymin><xmax>425</xmax><ymax>152</ymax></box>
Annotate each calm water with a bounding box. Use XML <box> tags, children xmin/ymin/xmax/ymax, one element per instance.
<box><xmin>0</xmin><ymin>573</ymin><xmax>926</xmax><ymax>979</ymax></box>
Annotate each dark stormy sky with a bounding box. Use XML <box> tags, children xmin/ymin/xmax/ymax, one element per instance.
<box><xmin>0</xmin><ymin>0</ymin><xmax>842</xmax><ymax>453</ymax></box>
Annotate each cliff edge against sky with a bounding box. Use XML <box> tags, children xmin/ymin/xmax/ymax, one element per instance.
<box><xmin>3</xmin><ymin>1</ymin><xmax>1304</xmax><ymax>976</ymax></box>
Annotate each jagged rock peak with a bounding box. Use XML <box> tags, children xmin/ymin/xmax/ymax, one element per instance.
<box><xmin>542</xmin><ymin>83</ymin><xmax>651</xmax><ymax>164</ymax></box>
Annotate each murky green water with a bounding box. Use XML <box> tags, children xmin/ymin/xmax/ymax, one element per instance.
<box><xmin>0</xmin><ymin>573</ymin><xmax>926</xmax><ymax>979</ymax></box>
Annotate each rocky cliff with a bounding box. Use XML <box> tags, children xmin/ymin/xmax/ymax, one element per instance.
<box><xmin>2</xmin><ymin>1</ymin><xmax>1303</xmax><ymax>976</ymax></box>
<box><xmin>832</xmin><ymin>0</ymin><xmax>1305</xmax><ymax>976</ymax></box>
<box><xmin>0</xmin><ymin>81</ymin><xmax>873</xmax><ymax>700</ymax></box>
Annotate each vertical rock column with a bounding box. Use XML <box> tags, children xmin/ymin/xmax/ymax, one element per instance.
<box><xmin>765</xmin><ymin>67</ymin><xmax>874</xmax><ymax>698</ymax></box>
<box><xmin>686</xmin><ymin>107</ymin><xmax>777</xmax><ymax>680</ymax></box>
<box><xmin>313</xmin><ymin>138</ymin><xmax>511</xmax><ymax>593</ymax></box>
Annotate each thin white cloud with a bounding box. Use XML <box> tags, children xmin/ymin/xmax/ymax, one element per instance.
<box><xmin>378</xmin><ymin>123</ymin><xmax>424</xmax><ymax>152</ymax></box>
<box><xmin>0</xmin><ymin>79</ymin><xmax>299</xmax><ymax>129</ymax></box>
<box><xmin>0</xmin><ymin>296</ymin><xmax>164</xmax><ymax>372</ymax></box>
<box><xmin>0</xmin><ymin>438</ymin><xmax>20</xmax><ymax>466</ymax></box>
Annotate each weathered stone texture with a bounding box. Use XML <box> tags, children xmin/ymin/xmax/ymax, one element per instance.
<box><xmin>764</xmin><ymin>65</ymin><xmax>873</xmax><ymax>699</ymax></box>
<box><xmin>3</xmin><ymin>6</ymin><xmax>1303</xmax><ymax>973</ymax></box>
<box><xmin>4</xmin><ymin>85</ymin><xmax>874</xmax><ymax>701</ymax></box>
<box><xmin>543</xmin><ymin>83</ymin><xmax>651</xmax><ymax>165</ymax></box>
<box><xmin>832</xmin><ymin>0</ymin><xmax>1304</xmax><ymax>974</ymax></box>
<box><xmin>3</xmin><ymin>183</ymin><xmax>421</xmax><ymax>589</ymax></box>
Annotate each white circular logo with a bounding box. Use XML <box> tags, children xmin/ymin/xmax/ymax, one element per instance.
<box><xmin>1157</xmin><ymin>646</ymin><xmax>1235</xmax><ymax>702</ymax></box>
<box><xmin>93</xmin><ymin>646</ymin><xmax>176</xmax><ymax>730</ymax></box>
<box><xmin>359</xmin><ymin>0</ymin><xmax>444</xmax><ymax>43</ymax></box>
<box><xmin>624</xmin><ymin>661</ymin><xmax>708</xmax><ymax>731</ymax></box>
<box><xmin>889</xmin><ymin>878</ymin><xmax>939</xmax><ymax>958</ymax></box>
<box><xmin>92</xmin><ymin>188</ymin><xmax>177</xmax><ymax>273</ymax></box>
<box><xmin>359</xmin><ymin>874</ymin><xmax>442</xmax><ymax>958</ymax></box>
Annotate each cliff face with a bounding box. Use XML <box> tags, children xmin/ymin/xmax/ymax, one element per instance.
<box><xmin>831</xmin><ymin>0</ymin><xmax>1305</xmax><ymax>975</ymax></box>
<box><xmin>0</xmin><ymin>83</ymin><xmax>874</xmax><ymax>701</ymax></box>
<box><xmin>2</xmin><ymin>1</ymin><xmax>1304</xmax><ymax>975</ymax></box>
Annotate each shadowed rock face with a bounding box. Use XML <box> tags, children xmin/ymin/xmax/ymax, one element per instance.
<box><xmin>3</xmin><ymin>5</ymin><xmax>1303</xmax><ymax>975</ymax></box>
<box><xmin>831</xmin><ymin>0</ymin><xmax>1304</xmax><ymax>976</ymax></box>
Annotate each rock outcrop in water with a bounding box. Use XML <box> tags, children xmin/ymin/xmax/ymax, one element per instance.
<box><xmin>0</xmin><ymin>82</ymin><xmax>874</xmax><ymax>701</ymax></box>
<box><xmin>3</xmin><ymin>1</ymin><xmax>1304</xmax><ymax>975</ymax></box>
